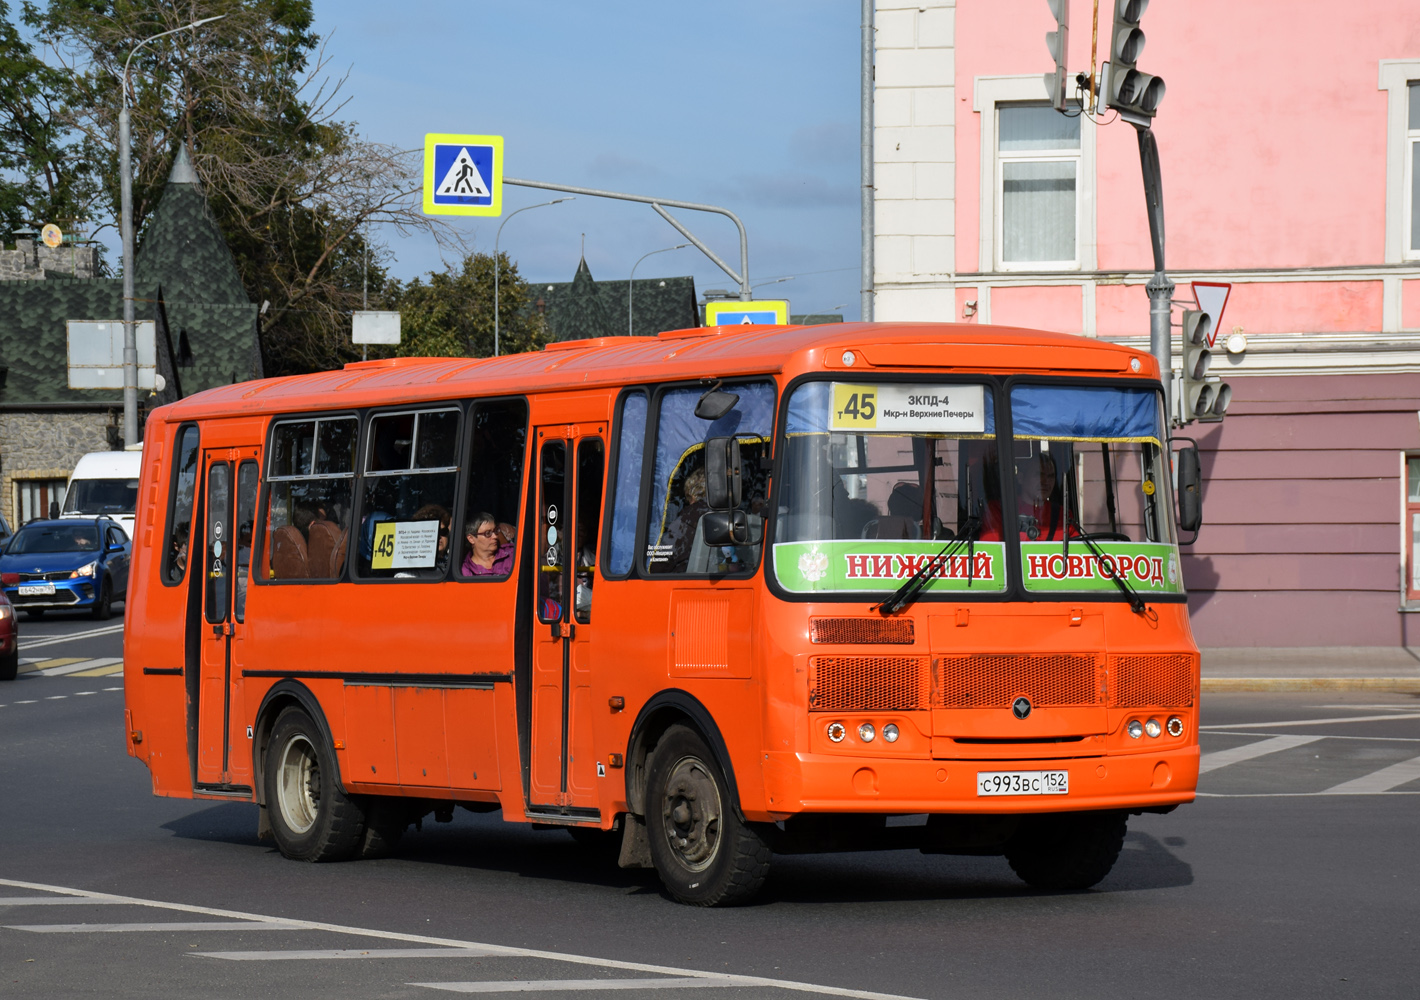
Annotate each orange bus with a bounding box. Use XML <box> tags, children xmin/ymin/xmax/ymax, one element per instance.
<box><xmin>123</xmin><ymin>322</ymin><xmax>1202</xmax><ymax>905</ymax></box>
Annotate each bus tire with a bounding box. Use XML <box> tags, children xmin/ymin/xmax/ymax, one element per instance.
<box><xmin>265</xmin><ymin>707</ymin><xmax>365</xmax><ymax>862</ymax></box>
<box><xmin>1004</xmin><ymin>810</ymin><xmax>1127</xmax><ymax>891</ymax></box>
<box><xmin>356</xmin><ymin>797</ymin><xmax>407</xmax><ymax>860</ymax></box>
<box><xmin>644</xmin><ymin>725</ymin><xmax>770</xmax><ymax>906</ymax></box>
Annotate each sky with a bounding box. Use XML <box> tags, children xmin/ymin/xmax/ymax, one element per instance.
<box><xmin>309</xmin><ymin>0</ymin><xmax>867</xmax><ymax>319</ymax></box>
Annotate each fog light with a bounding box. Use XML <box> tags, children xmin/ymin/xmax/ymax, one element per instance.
<box><xmin>1167</xmin><ymin>716</ymin><xmax>1184</xmax><ymax>737</ymax></box>
<box><xmin>827</xmin><ymin>722</ymin><xmax>846</xmax><ymax>743</ymax></box>
<box><xmin>858</xmin><ymin>722</ymin><xmax>876</xmax><ymax>742</ymax></box>
<box><xmin>1127</xmin><ymin>719</ymin><xmax>1143</xmax><ymax>739</ymax></box>
<box><xmin>1145</xmin><ymin>718</ymin><xmax>1162</xmax><ymax>738</ymax></box>
<box><xmin>882</xmin><ymin>723</ymin><xmax>899</xmax><ymax>743</ymax></box>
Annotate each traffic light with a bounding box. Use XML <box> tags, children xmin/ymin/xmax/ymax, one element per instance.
<box><xmin>1045</xmin><ymin>0</ymin><xmax>1070</xmax><ymax>112</ymax></box>
<box><xmin>1179</xmin><ymin>309</ymin><xmax>1230</xmax><ymax>422</ymax></box>
<box><xmin>1106</xmin><ymin>0</ymin><xmax>1165</xmax><ymax>124</ymax></box>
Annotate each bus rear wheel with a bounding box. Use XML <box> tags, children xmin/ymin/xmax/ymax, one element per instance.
<box><xmin>644</xmin><ymin>725</ymin><xmax>770</xmax><ymax>906</ymax></box>
<box><xmin>265</xmin><ymin>707</ymin><xmax>365</xmax><ymax>862</ymax></box>
<box><xmin>1004</xmin><ymin>810</ymin><xmax>1127</xmax><ymax>891</ymax></box>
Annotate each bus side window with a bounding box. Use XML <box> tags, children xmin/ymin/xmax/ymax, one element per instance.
<box><xmin>162</xmin><ymin>425</ymin><xmax>199</xmax><ymax>585</ymax></box>
<box><xmin>459</xmin><ymin>399</ymin><xmax>527</xmax><ymax>580</ymax></box>
<box><xmin>604</xmin><ymin>391</ymin><xmax>647</xmax><ymax>578</ymax></box>
<box><xmin>356</xmin><ymin>408</ymin><xmax>460</xmax><ymax>580</ymax></box>
<box><xmin>264</xmin><ymin>417</ymin><xmax>357</xmax><ymax>582</ymax></box>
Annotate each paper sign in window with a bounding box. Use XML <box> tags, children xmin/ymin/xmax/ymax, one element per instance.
<box><xmin>370</xmin><ymin>519</ymin><xmax>440</xmax><ymax>570</ymax></box>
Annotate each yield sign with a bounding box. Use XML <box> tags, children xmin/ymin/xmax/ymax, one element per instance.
<box><xmin>1191</xmin><ymin>282</ymin><xmax>1231</xmax><ymax>348</ymax></box>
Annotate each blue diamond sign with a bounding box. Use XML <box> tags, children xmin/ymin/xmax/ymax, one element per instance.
<box><xmin>423</xmin><ymin>133</ymin><xmax>503</xmax><ymax>217</ymax></box>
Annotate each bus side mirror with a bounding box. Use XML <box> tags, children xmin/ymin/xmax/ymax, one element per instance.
<box><xmin>1175</xmin><ymin>443</ymin><xmax>1202</xmax><ymax>535</ymax></box>
<box><xmin>704</xmin><ymin>437</ymin><xmax>742</xmax><ymax>510</ymax></box>
<box><xmin>702</xmin><ymin>509</ymin><xmax>751</xmax><ymax>546</ymax></box>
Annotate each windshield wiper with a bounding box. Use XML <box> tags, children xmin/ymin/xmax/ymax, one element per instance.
<box><xmin>1065</xmin><ymin>512</ymin><xmax>1156</xmax><ymax>621</ymax></box>
<box><xmin>875</xmin><ymin>515</ymin><xmax>981</xmax><ymax>617</ymax></box>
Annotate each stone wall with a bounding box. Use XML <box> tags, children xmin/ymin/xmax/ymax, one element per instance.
<box><xmin>0</xmin><ymin>239</ymin><xmax>99</xmax><ymax>281</ymax></box>
<box><xmin>0</xmin><ymin>410</ymin><xmax>118</xmax><ymax>525</ymax></box>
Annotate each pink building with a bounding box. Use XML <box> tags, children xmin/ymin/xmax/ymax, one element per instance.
<box><xmin>871</xmin><ymin>1</ymin><xmax>1420</xmax><ymax>648</ymax></box>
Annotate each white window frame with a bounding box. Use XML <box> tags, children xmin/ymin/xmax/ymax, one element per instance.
<box><xmin>1378</xmin><ymin>60</ymin><xmax>1420</xmax><ymax>264</ymax></box>
<box><xmin>974</xmin><ymin>75</ymin><xmax>1096</xmax><ymax>274</ymax></box>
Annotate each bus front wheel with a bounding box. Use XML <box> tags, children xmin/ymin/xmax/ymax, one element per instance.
<box><xmin>265</xmin><ymin>707</ymin><xmax>365</xmax><ymax>862</ymax></box>
<box><xmin>1003</xmin><ymin>810</ymin><xmax>1127</xmax><ymax>891</ymax></box>
<box><xmin>644</xmin><ymin>725</ymin><xmax>770</xmax><ymax>906</ymax></box>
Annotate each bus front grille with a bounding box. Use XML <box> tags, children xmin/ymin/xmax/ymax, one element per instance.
<box><xmin>808</xmin><ymin>656</ymin><xmax>930</xmax><ymax>711</ymax></box>
<box><xmin>934</xmin><ymin>654</ymin><xmax>1100</xmax><ymax>709</ymax></box>
<box><xmin>810</xmin><ymin>617</ymin><xmax>915</xmax><ymax>645</ymax></box>
<box><xmin>1110</xmin><ymin>654</ymin><xmax>1195</xmax><ymax>708</ymax></box>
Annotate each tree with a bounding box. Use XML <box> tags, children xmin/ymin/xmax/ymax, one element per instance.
<box><xmin>388</xmin><ymin>251</ymin><xmax>548</xmax><ymax>360</ymax></box>
<box><xmin>24</xmin><ymin>0</ymin><xmax>463</xmax><ymax>375</ymax></box>
<box><xmin>0</xmin><ymin>1</ymin><xmax>98</xmax><ymax>238</ymax></box>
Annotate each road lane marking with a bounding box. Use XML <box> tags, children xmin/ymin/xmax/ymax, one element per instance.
<box><xmin>1199</xmin><ymin>734</ymin><xmax>1323</xmax><ymax>773</ymax></box>
<box><xmin>0</xmin><ymin>879</ymin><xmax>925</xmax><ymax>1000</ymax></box>
<box><xmin>44</xmin><ymin>695</ymin><xmax>66</xmax><ymax>700</ymax></box>
<box><xmin>1201</xmin><ymin>713</ymin><xmax>1420</xmax><ymax>730</ymax></box>
<box><xmin>1204</xmin><ymin>731</ymin><xmax>1420</xmax><ymax>743</ymax></box>
<box><xmin>0</xmin><ymin>897</ymin><xmax>135</xmax><ymax>906</ymax></box>
<box><xmin>196</xmin><ymin>948</ymin><xmax>505</xmax><ymax>961</ymax></box>
<box><xmin>6</xmin><ymin>921</ymin><xmax>296</xmax><ymax>933</ymax></box>
<box><xmin>103</xmin><ymin>686</ymin><xmax>122</xmax><ymax>691</ymax></box>
<box><xmin>18</xmin><ymin>624</ymin><xmax>125</xmax><ymax>650</ymax></box>
<box><xmin>1321</xmin><ymin>754</ymin><xmax>1420</xmax><ymax>794</ymax></box>
<box><xmin>68</xmin><ymin>663</ymin><xmax>123</xmax><ymax>677</ymax></box>
<box><xmin>17</xmin><ymin>657</ymin><xmax>87</xmax><ymax>675</ymax></box>
<box><xmin>415</xmin><ymin>979</ymin><xmax>736</xmax><ymax>993</ymax></box>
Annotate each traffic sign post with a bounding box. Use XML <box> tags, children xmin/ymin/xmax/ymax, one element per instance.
<box><xmin>423</xmin><ymin>134</ymin><xmax>504</xmax><ymax>217</ymax></box>
<box><xmin>705</xmin><ymin>300</ymin><xmax>790</xmax><ymax>326</ymax></box>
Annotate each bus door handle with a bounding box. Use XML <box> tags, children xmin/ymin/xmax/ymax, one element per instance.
<box><xmin>212</xmin><ymin>622</ymin><xmax>232</xmax><ymax>637</ymax></box>
<box><xmin>555</xmin><ymin>621</ymin><xmax>574</xmax><ymax>640</ymax></box>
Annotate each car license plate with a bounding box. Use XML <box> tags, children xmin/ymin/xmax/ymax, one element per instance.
<box><xmin>977</xmin><ymin>770</ymin><xmax>1069</xmax><ymax>796</ymax></box>
<box><xmin>17</xmin><ymin>583</ymin><xmax>55</xmax><ymax>596</ymax></box>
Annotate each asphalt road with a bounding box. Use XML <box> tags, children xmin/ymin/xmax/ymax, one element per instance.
<box><xmin>2</xmin><ymin>619</ymin><xmax>1417</xmax><ymax>999</ymax></box>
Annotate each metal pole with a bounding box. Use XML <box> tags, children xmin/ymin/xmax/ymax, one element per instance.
<box><xmin>1135</xmin><ymin>125</ymin><xmax>1174</xmax><ymax>417</ymax></box>
<box><xmin>861</xmin><ymin>0</ymin><xmax>874</xmax><ymax>322</ymax></box>
<box><xmin>493</xmin><ymin>197</ymin><xmax>573</xmax><ymax>356</ymax></box>
<box><xmin>119</xmin><ymin>14</ymin><xmax>226</xmax><ymax>445</ymax></box>
<box><xmin>628</xmin><ymin>244</ymin><xmax>688</xmax><ymax>335</ymax></box>
<box><xmin>505</xmin><ymin>177</ymin><xmax>751</xmax><ymax>299</ymax></box>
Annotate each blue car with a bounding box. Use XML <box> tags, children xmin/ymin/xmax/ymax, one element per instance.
<box><xmin>0</xmin><ymin>518</ymin><xmax>131</xmax><ymax>620</ymax></box>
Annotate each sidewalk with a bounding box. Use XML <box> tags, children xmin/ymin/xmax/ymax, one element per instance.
<box><xmin>1201</xmin><ymin>647</ymin><xmax>1420</xmax><ymax>693</ymax></box>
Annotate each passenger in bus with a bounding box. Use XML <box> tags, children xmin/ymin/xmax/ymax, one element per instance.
<box><xmin>412</xmin><ymin>503</ymin><xmax>453</xmax><ymax>574</ymax></box>
<box><xmin>665</xmin><ymin>467</ymin><xmax>708</xmax><ymax>572</ymax></box>
<box><xmin>462</xmin><ymin>512</ymin><xmax>514</xmax><ymax>577</ymax></box>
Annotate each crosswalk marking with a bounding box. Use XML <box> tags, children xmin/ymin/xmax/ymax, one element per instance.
<box><xmin>18</xmin><ymin>624</ymin><xmax>125</xmax><ymax>651</ymax></box>
<box><xmin>18</xmin><ymin>657</ymin><xmax>123</xmax><ymax>678</ymax></box>
<box><xmin>17</xmin><ymin>657</ymin><xmax>86</xmax><ymax>675</ymax></box>
<box><xmin>1202</xmin><ymin>712</ymin><xmax>1420</xmax><ymax>730</ymax></box>
<box><xmin>196</xmin><ymin>948</ymin><xmax>504</xmax><ymax>961</ymax></box>
<box><xmin>67</xmin><ymin>661</ymin><xmax>124</xmax><ymax>678</ymax></box>
<box><xmin>1199</xmin><ymin>734</ymin><xmax>1323</xmax><ymax>773</ymax></box>
<box><xmin>6</xmin><ymin>921</ymin><xmax>296</xmax><ymax>933</ymax></box>
<box><xmin>1322</xmin><ymin>754</ymin><xmax>1420</xmax><ymax>794</ymax></box>
<box><xmin>414</xmin><ymin>979</ymin><xmax>737</xmax><ymax>994</ymax></box>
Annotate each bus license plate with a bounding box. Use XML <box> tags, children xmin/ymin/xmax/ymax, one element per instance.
<box><xmin>18</xmin><ymin>583</ymin><xmax>54</xmax><ymax>596</ymax></box>
<box><xmin>977</xmin><ymin>770</ymin><xmax>1069</xmax><ymax>796</ymax></box>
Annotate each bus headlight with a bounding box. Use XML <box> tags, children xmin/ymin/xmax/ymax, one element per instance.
<box><xmin>1145</xmin><ymin>718</ymin><xmax>1162</xmax><ymax>738</ymax></box>
<box><xmin>1127</xmin><ymin>720</ymin><xmax>1143</xmax><ymax>739</ymax></box>
<box><xmin>827</xmin><ymin>722</ymin><xmax>846</xmax><ymax>743</ymax></box>
<box><xmin>1167</xmin><ymin>716</ymin><xmax>1184</xmax><ymax>737</ymax></box>
<box><xmin>858</xmin><ymin>723</ymin><xmax>876</xmax><ymax>742</ymax></box>
<box><xmin>882</xmin><ymin>724</ymin><xmax>899</xmax><ymax>743</ymax></box>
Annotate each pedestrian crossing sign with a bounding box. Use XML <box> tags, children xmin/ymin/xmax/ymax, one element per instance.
<box><xmin>705</xmin><ymin>300</ymin><xmax>790</xmax><ymax>326</ymax></box>
<box><xmin>423</xmin><ymin>133</ymin><xmax>504</xmax><ymax>217</ymax></box>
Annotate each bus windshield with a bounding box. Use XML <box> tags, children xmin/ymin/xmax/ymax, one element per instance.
<box><xmin>63</xmin><ymin>478</ymin><xmax>139</xmax><ymax>516</ymax></box>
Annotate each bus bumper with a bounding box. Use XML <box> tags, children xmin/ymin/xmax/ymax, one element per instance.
<box><xmin>757</xmin><ymin>746</ymin><xmax>1198</xmax><ymax>818</ymax></box>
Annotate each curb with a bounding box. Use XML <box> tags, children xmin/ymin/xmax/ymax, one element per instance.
<box><xmin>1202</xmin><ymin>677</ymin><xmax>1420</xmax><ymax>693</ymax></box>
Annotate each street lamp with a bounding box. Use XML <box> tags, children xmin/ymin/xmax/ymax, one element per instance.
<box><xmin>752</xmin><ymin>275</ymin><xmax>796</xmax><ymax>291</ymax></box>
<box><xmin>628</xmin><ymin>244</ymin><xmax>688</xmax><ymax>336</ymax></box>
<box><xmin>119</xmin><ymin>14</ymin><xmax>225</xmax><ymax>447</ymax></box>
<box><xmin>493</xmin><ymin>197</ymin><xmax>573</xmax><ymax>356</ymax></box>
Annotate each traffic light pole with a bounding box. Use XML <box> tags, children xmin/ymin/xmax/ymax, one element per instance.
<box><xmin>1135</xmin><ymin>124</ymin><xmax>1175</xmax><ymax>419</ymax></box>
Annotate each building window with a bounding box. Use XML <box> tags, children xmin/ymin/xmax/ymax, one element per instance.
<box><xmin>16</xmin><ymin>478</ymin><xmax>68</xmax><ymax>523</ymax></box>
<box><xmin>997</xmin><ymin>103</ymin><xmax>1080</xmax><ymax>268</ymax></box>
<box><xmin>1409</xmin><ymin>82</ymin><xmax>1420</xmax><ymax>257</ymax></box>
<box><xmin>1407</xmin><ymin>455</ymin><xmax>1420</xmax><ymax>603</ymax></box>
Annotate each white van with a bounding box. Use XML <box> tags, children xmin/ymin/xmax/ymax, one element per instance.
<box><xmin>61</xmin><ymin>449</ymin><xmax>142</xmax><ymax>536</ymax></box>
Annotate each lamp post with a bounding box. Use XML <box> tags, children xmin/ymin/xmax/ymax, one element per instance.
<box><xmin>119</xmin><ymin>14</ymin><xmax>225</xmax><ymax>447</ymax></box>
<box><xmin>628</xmin><ymin>244</ymin><xmax>687</xmax><ymax>336</ymax></box>
<box><xmin>493</xmin><ymin>197</ymin><xmax>573</xmax><ymax>356</ymax></box>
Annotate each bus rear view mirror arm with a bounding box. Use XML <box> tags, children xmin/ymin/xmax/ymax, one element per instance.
<box><xmin>704</xmin><ymin>436</ymin><xmax>743</xmax><ymax>510</ymax></box>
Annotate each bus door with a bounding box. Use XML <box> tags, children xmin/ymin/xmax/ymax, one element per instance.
<box><xmin>529</xmin><ymin>425</ymin><xmax>606</xmax><ymax>813</ymax></box>
<box><xmin>196</xmin><ymin>447</ymin><xmax>260</xmax><ymax>789</ymax></box>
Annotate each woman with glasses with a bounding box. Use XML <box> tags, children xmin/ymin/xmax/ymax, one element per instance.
<box><xmin>462</xmin><ymin>512</ymin><xmax>515</xmax><ymax>577</ymax></box>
